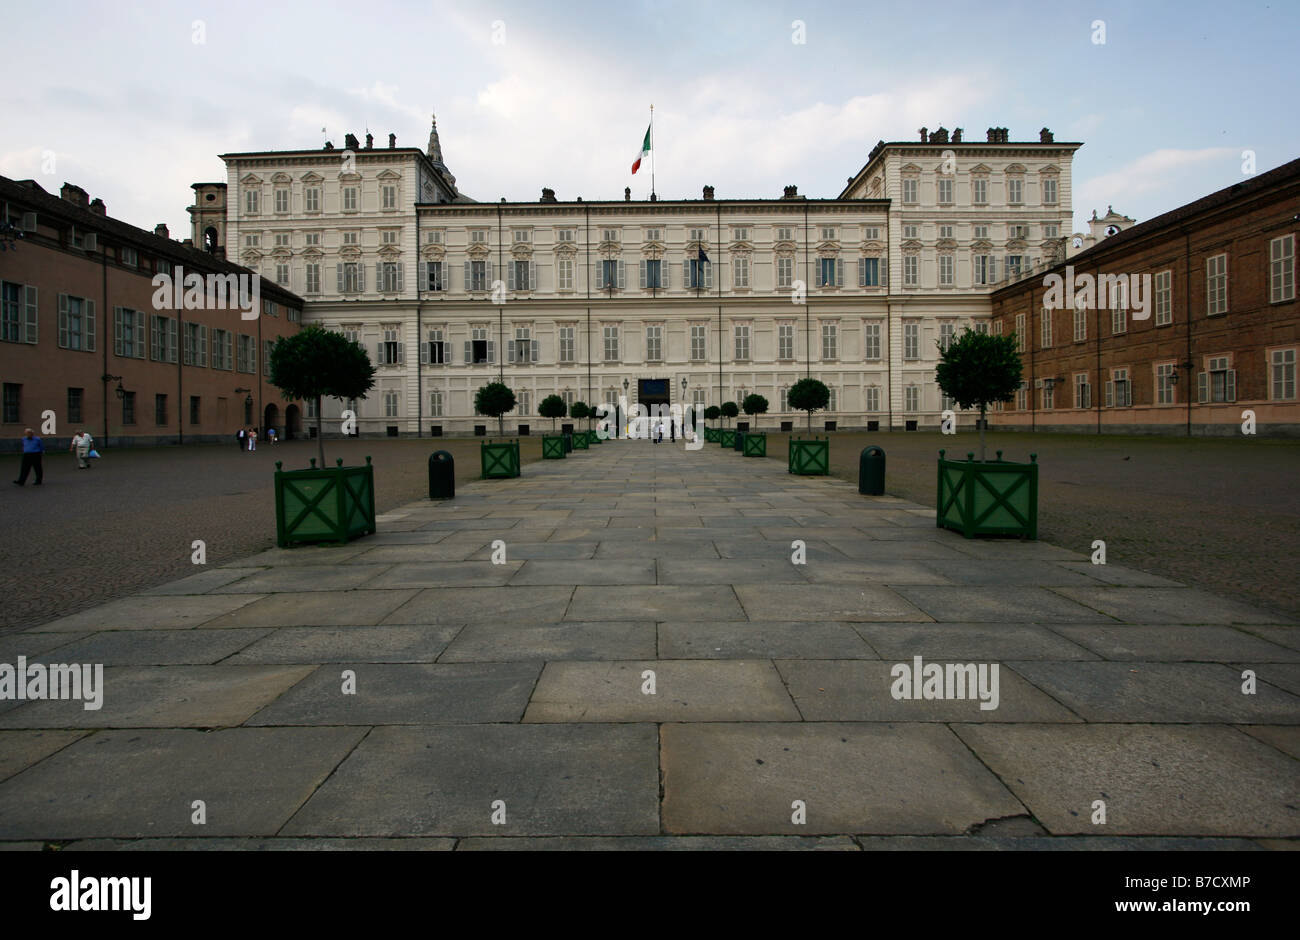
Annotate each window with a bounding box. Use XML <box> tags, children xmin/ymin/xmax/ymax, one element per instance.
<box><xmin>211</xmin><ymin>328</ymin><xmax>233</xmax><ymax>370</ymax></box>
<box><xmin>2</xmin><ymin>383</ymin><xmax>19</xmax><ymax>423</ymax></box>
<box><xmin>272</xmin><ymin>233</ymin><xmax>290</xmax><ymax>248</ymax></box>
<box><xmin>467</xmin><ymin>327</ymin><xmax>494</xmax><ymax>365</ymax></box>
<box><xmin>1106</xmin><ymin>368</ymin><xmax>1131</xmax><ymax>407</ymax></box>
<box><xmin>563</xmin><ymin>389</ymin><xmax>574</xmax><ymax>408</ymax></box>
<box><xmin>975</xmin><ymin>321</ymin><xmax>989</xmax><ymax>334</ymax></box>
<box><xmin>305</xmin><ymin>186</ymin><xmax>320</xmax><ymax>212</ymax></box>
<box><xmin>865</xmin><ymin>386</ymin><xmax>880</xmax><ymax>412</ymax></box>
<box><xmin>274</xmin><ymin>189</ymin><xmax>289</xmax><ymax>213</ymax></box>
<box><xmin>779</xmin><ymin>387</ymin><xmax>788</xmax><ymax>412</ymax></box>
<box><xmin>425</xmin><ymin>261</ymin><xmax>444</xmax><ymax>292</ymax></box>
<box><xmin>1016</xmin><ymin>382</ymin><xmax>1027</xmax><ymax>411</ymax></box>
<box><xmin>598</xmin><ymin>259</ymin><xmax>625</xmax><ymax>290</ymax></box>
<box><xmin>1042</xmin><ymin>178</ymin><xmax>1058</xmax><ymax>205</ymax></box>
<box><xmin>904</xmin><ymin>385</ymin><xmax>919</xmax><ymax>412</ymax></box>
<box><xmin>119</xmin><ymin>246</ymin><xmax>137</xmax><ymax>268</ymax></box>
<box><xmin>263</xmin><ymin>340</ymin><xmax>274</xmax><ymax>376</ymax></box>
<box><xmin>938</xmin><ymin>254</ymin><xmax>954</xmax><ymax>286</ymax></box>
<box><xmin>183</xmin><ymin>323</ymin><xmax>207</xmax><ymax>366</ymax></box>
<box><xmin>1043</xmin><ymin>224</ymin><xmax>1059</xmax><ymax>239</ymax></box>
<box><xmin>471</xmin><ymin>230</ymin><xmax>487</xmax><ymax>244</ymax></box>
<box><xmin>557</xmin><ymin>258</ymin><xmax>575</xmax><ymax>291</ymax></box>
<box><xmin>306</xmin><ymin>398</ymin><xmax>317</xmax><ymax>418</ymax></box>
<box><xmin>974</xmin><ymin>225</ymin><xmax>989</xmax><ymax>240</ymax></box>
<box><xmin>469</xmin><ymin>260</ymin><xmax>487</xmax><ymax>292</ymax></box>
<box><xmin>1041</xmin><ymin>382</ymin><xmax>1055</xmax><ymax>410</ymax></box>
<box><xmin>245</xmin><ymin>189</ymin><xmax>259</xmax><ymax>214</ymax></box>
<box><xmin>382</xmin><ymin>184</ymin><xmax>397</xmax><ymax>210</ymax></box>
<box><xmin>380</xmin><ymin>262</ymin><xmax>403</xmax><ymax>293</ymax></box>
<box><xmin>936</xmin><ymin>178</ymin><xmax>954</xmax><ymax>205</ymax></box>
<box><xmin>156</xmin><ymin>259</ymin><xmax>171</xmax><ymax>276</ymax></box>
<box><xmin>1154</xmin><ymin>270</ymin><xmax>1172</xmax><ymax>325</ymax></box>
<box><xmin>2</xmin><ymin>282</ymin><xmax>37</xmax><ymax>345</ymax></box>
<box><xmin>1014</xmin><ymin>313</ymin><xmax>1026</xmax><ymax>351</ymax></box>
<box><xmin>1040</xmin><ymin>308</ymin><xmax>1053</xmax><ymax>348</ymax></box>
<box><xmin>1206</xmin><ymin>254</ymin><xmax>1228</xmax><ymax>315</ymax></box>
<box><xmin>903</xmin><ymin>255</ymin><xmax>918</xmax><ymax>287</ymax></box>
<box><xmin>642</xmin><ymin>259</ymin><xmax>664</xmax><ymax>289</ymax></box>
<box><xmin>1007</xmin><ymin>178</ymin><xmax>1023</xmax><ymax>204</ymax></box>
<box><xmin>973</xmin><ymin>178</ymin><xmax>988</xmax><ymax>205</ymax></box>
<box><xmin>827</xmin><ymin>387</ymin><xmax>837</xmax><ymax>412</ymax></box>
<box><xmin>429</xmin><ymin>390</ymin><xmax>443</xmax><ymax>417</ymax></box>
<box><xmin>1073</xmin><ymin>305</ymin><xmax>1087</xmax><ymax>342</ymax></box>
<box><xmin>643</xmin><ymin>228</ymin><xmax>662</xmax><ymax>242</ymax></box>
<box><xmin>288</xmin><ymin>307</ymin><xmax>300</xmax><ymax>323</ymax></box>
<box><xmin>425</xmin><ymin>329</ymin><xmax>446</xmax><ymax>365</ymax></box>
<box><xmin>150</xmin><ymin>314</ymin><xmax>177</xmax><ymax>363</ymax></box>
<box><xmin>511</xmin><ymin>260</ymin><xmax>532</xmax><ymax>291</ymax></box>
<box><xmin>821</xmin><ymin>322</ymin><xmax>837</xmax><ymax>360</ymax></box>
<box><xmin>732</xmin><ymin>256</ymin><xmax>749</xmax><ymax>288</ymax></box>
<box><xmin>1156</xmin><ymin>363</ymin><xmax>1176</xmax><ymax>405</ymax></box>
<box><xmin>938</xmin><ymin>225</ymin><xmax>954</xmax><ymax>240</ymax></box>
<box><xmin>1271</xmin><ymin>235</ymin><xmax>1295</xmax><ymax>303</ymax></box>
<box><xmin>426</xmin><ymin>231</ymin><xmax>444</xmax><ymax>245</ymax></box>
<box><xmin>1271</xmin><ymin>349</ymin><xmax>1296</xmax><ymax>400</ymax></box>
<box><xmin>381</xmin><ymin>230</ymin><xmax>398</xmax><ymax>245</ymax></box>
<box><xmin>342</xmin><ymin>232</ymin><xmax>358</xmax><ymax>246</ymax></box>
<box><xmin>340</xmin><ymin>262</ymin><xmax>363</xmax><ymax>293</ymax></box>
<box><xmin>121</xmin><ymin>390</ymin><xmax>136</xmax><ymax>425</ymax></box>
<box><xmin>558</xmin><ymin>326</ymin><xmax>575</xmax><ymax>363</ymax></box>
<box><xmin>342</xmin><ymin>186</ymin><xmax>358</xmax><ymax>211</ymax></box>
<box><xmin>603</xmin><ymin>325</ymin><xmax>620</xmax><ymax>362</ymax></box>
<box><xmin>817</xmin><ymin>257</ymin><xmax>840</xmax><ymax>287</ymax></box>
<box><xmin>1009</xmin><ymin>224</ymin><xmax>1029</xmax><ymax>240</ymax></box>
<box><xmin>733</xmin><ymin>227</ymin><xmax>749</xmax><ymax>241</ymax></box>
<box><xmin>777</xmin><ymin>257</ymin><xmax>793</xmax><ymax>288</ymax></box>
<box><xmin>778</xmin><ymin>323</ymin><xmax>794</xmax><ymax>360</ymax></box>
<box><xmin>902</xmin><ymin>178</ymin><xmax>918</xmax><ymax>203</ymax></box>
<box><xmin>511</xmin><ymin>327</ymin><xmax>535</xmax><ymax>364</ymax></box>
<box><xmin>646</xmin><ymin>324</ymin><xmax>663</xmax><ymax>361</ymax></box>
<box><xmin>114</xmin><ymin>307</ymin><xmax>146</xmax><ymax>359</ymax></box>
<box><xmin>275</xmin><ymin>263</ymin><xmax>289</xmax><ymax>286</ymax></box>
<box><xmin>556</xmin><ymin>229</ymin><xmax>575</xmax><ymax>243</ymax></box>
<box><xmin>67</xmin><ymin>388</ymin><xmax>83</xmax><ymax>424</ymax></box>
<box><xmin>378</xmin><ymin>326</ymin><xmax>403</xmax><ymax>366</ymax></box>
<box><xmin>734</xmin><ymin>323</ymin><xmax>750</xmax><ymax>360</ymax></box>
<box><xmin>818</xmin><ymin>227</ymin><xmax>834</xmax><ymax>241</ymax></box>
<box><xmin>237</xmin><ymin>334</ymin><xmax>256</xmax><ymax>373</ymax></box>
<box><xmin>342</xmin><ymin>326</ymin><xmax>360</xmax><ymax>345</ymax></box>
<box><xmin>939</xmin><ymin>322</ymin><xmax>955</xmax><ymax>352</ymax></box>
<box><xmin>903</xmin><ymin>224</ymin><xmax>919</xmax><ymax>240</ymax></box>
<box><xmin>154</xmin><ymin>394</ymin><xmax>167</xmax><ymax>426</ymax></box>
<box><xmin>603</xmin><ymin>229</ymin><xmax>620</xmax><ymax>243</ymax></box>
<box><xmin>1074</xmin><ymin>374</ymin><xmax>1091</xmax><ymax>409</ymax></box>
<box><xmin>686</xmin><ymin>257</ymin><xmax>710</xmax><ymax>289</ymax></box>
<box><xmin>863</xmin><ymin>322</ymin><xmax>881</xmax><ymax>360</ymax></box>
<box><xmin>859</xmin><ymin>257</ymin><xmax>880</xmax><ymax>287</ymax></box>
<box><xmin>691</xmin><ymin>324</ymin><xmax>707</xmax><ymax>361</ymax></box>
<box><xmin>776</xmin><ymin>227</ymin><xmax>793</xmax><ymax>242</ymax></box>
<box><xmin>973</xmin><ymin>254</ymin><xmax>993</xmax><ymax>285</ymax></box>
<box><xmin>1004</xmin><ymin>255</ymin><xmax>1023</xmax><ymax>280</ymax></box>
<box><xmin>903</xmin><ymin>322</ymin><xmax>919</xmax><ymax>359</ymax></box>
<box><xmin>516</xmin><ymin>390</ymin><xmax>530</xmax><ymax>416</ymax></box>
<box><xmin>189</xmin><ymin>396</ymin><xmax>200</xmax><ymax>425</ymax></box>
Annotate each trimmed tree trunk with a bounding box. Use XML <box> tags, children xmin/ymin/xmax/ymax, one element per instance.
<box><xmin>315</xmin><ymin>395</ymin><xmax>325</xmax><ymax>466</ymax></box>
<box><xmin>979</xmin><ymin>403</ymin><xmax>987</xmax><ymax>462</ymax></box>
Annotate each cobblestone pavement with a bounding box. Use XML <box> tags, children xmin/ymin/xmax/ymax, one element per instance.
<box><xmin>0</xmin><ymin>437</ymin><xmax>542</xmax><ymax>633</ymax></box>
<box><xmin>0</xmin><ymin>437</ymin><xmax>1295</xmax><ymax>848</ymax></box>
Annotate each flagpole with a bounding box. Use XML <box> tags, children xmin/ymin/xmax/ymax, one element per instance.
<box><xmin>650</xmin><ymin>104</ymin><xmax>655</xmax><ymax>200</ymax></box>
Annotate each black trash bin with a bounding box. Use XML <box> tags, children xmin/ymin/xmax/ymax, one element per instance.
<box><xmin>563</xmin><ymin>432</ymin><xmax>573</xmax><ymax>453</ymax></box>
<box><xmin>859</xmin><ymin>446</ymin><xmax>885</xmax><ymax>495</ymax></box>
<box><xmin>429</xmin><ymin>450</ymin><xmax>455</xmax><ymax>500</ymax></box>
<box><xmin>733</xmin><ymin>429</ymin><xmax>745</xmax><ymax>452</ymax></box>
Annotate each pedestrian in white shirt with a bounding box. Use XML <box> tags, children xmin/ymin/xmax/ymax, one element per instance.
<box><xmin>70</xmin><ymin>430</ymin><xmax>94</xmax><ymax>469</ymax></box>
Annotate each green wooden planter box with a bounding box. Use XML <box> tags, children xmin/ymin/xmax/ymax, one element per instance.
<box><xmin>572</xmin><ymin>430</ymin><xmax>590</xmax><ymax>449</ymax></box>
<box><xmin>703</xmin><ymin>427</ymin><xmax>720</xmax><ymax>443</ymax></box>
<box><xmin>743</xmin><ymin>432</ymin><xmax>767</xmax><ymax>457</ymax></box>
<box><xmin>936</xmin><ymin>449</ymin><xmax>1038</xmax><ymax>539</ymax></box>
<box><xmin>719</xmin><ymin>429</ymin><xmax>736</xmax><ymax>448</ymax></box>
<box><xmin>788</xmin><ymin>437</ymin><xmax>829</xmax><ymax>475</ymax></box>
<box><xmin>588</xmin><ymin>429</ymin><xmax>604</xmax><ymax>444</ymax></box>
<box><xmin>274</xmin><ymin>456</ymin><xmax>376</xmax><ymax>548</ymax></box>
<box><xmin>542</xmin><ymin>435</ymin><xmax>566</xmax><ymax>459</ymax></box>
<box><xmin>481</xmin><ymin>439</ymin><xmax>522</xmax><ymax>479</ymax></box>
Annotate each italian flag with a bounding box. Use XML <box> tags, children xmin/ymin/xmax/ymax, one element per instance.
<box><xmin>631</xmin><ymin>124</ymin><xmax>651</xmax><ymax>174</ymax></box>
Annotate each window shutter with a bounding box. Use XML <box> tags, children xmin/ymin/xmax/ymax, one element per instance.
<box><xmin>1197</xmin><ymin>372</ymin><xmax>1207</xmax><ymax>403</ymax></box>
<box><xmin>336</xmin><ymin>263</ymin><xmax>343</xmax><ymax>292</ymax></box>
<box><xmin>639</xmin><ymin>260</ymin><xmax>647</xmax><ymax>288</ymax></box>
<box><xmin>464</xmin><ymin>261</ymin><xmax>472</xmax><ymax>290</ymax></box>
<box><xmin>683</xmin><ymin>260</ymin><xmax>689</xmax><ymax>286</ymax></box>
<box><xmin>618</xmin><ymin>261</ymin><xmax>626</xmax><ymax>289</ymax></box>
<box><xmin>22</xmin><ymin>286</ymin><xmax>37</xmax><ymax>344</ymax></box>
<box><xmin>443</xmin><ymin>342</ymin><xmax>452</xmax><ymax>364</ymax></box>
<box><xmin>660</xmin><ymin>263</ymin><xmax>668</xmax><ymax>289</ymax></box>
<box><xmin>530</xmin><ymin>262</ymin><xmax>538</xmax><ymax>291</ymax></box>
<box><xmin>376</xmin><ymin>263</ymin><xmax>383</xmax><ymax>290</ymax></box>
<box><xmin>376</xmin><ymin>342</ymin><xmax>386</xmax><ymax>365</ymax></box>
<box><xmin>486</xmin><ymin>261</ymin><xmax>493</xmax><ymax>287</ymax></box>
<box><xmin>837</xmin><ymin>259</ymin><xmax>843</xmax><ymax>287</ymax></box>
<box><xmin>507</xmin><ymin>261</ymin><xmax>516</xmax><ymax>291</ymax></box>
<box><xmin>705</xmin><ymin>262</ymin><xmax>713</xmax><ymax>289</ymax></box>
<box><xmin>1104</xmin><ymin>380</ymin><xmax>1113</xmax><ymax>407</ymax></box>
<box><xmin>136</xmin><ymin>310</ymin><xmax>146</xmax><ymax>358</ymax></box>
<box><xmin>815</xmin><ymin>262</ymin><xmax>822</xmax><ymax>288</ymax></box>
<box><xmin>394</xmin><ymin>341</ymin><xmax>403</xmax><ymax>364</ymax></box>
<box><xmin>1227</xmin><ymin>369</ymin><xmax>1236</xmax><ymax>402</ymax></box>
<box><xmin>531</xmin><ymin>339</ymin><xmax>540</xmax><ymax>363</ymax></box>
<box><xmin>168</xmin><ymin>319</ymin><xmax>178</xmax><ymax>362</ymax></box>
<box><xmin>358</xmin><ymin>264</ymin><xmax>365</xmax><ymax>292</ymax></box>
<box><xmin>397</xmin><ymin>262</ymin><xmax>404</xmax><ymax>292</ymax></box>
<box><xmin>464</xmin><ymin>340</ymin><xmax>472</xmax><ymax>363</ymax></box>
<box><xmin>114</xmin><ymin>307</ymin><xmax>124</xmax><ymax>356</ymax></box>
<box><xmin>507</xmin><ymin>339</ymin><xmax>516</xmax><ymax>363</ymax></box>
<box><xmin>881</xmin><ymin>257</ymin><xmax>888</xmax><ymax>284</ymax></box>
<box><xmin>85</xmin><ymin>300</ymin><xmax>95</xmax><ymax>351</ymax></box>
<box><xmin>58</xmin><ymin>294</ymin><xmax>69</xmax><ymax>347</ymax></box>
<box><xmin>595</xmin><ymin>263</ymin><xmax>604</xmax><ymax>289</ymax></box>
<box><xmin>858</xmin><ymin>258</ymin><xmax>866</xmax><ymax>287</ymax></box>
<box><xmin>420</xmin><ymin>341</ymin><xmax>429</xmax><ymax>365</ymax></box>
<box><xmin>487</xmin><ymin>340</ymin><xmax>496</xmax><ymax>363</ymax></box>
<box><xmin>420</xmin><ymin>261</ymin><xmax>427</xmax><ymax>289</ymax></box>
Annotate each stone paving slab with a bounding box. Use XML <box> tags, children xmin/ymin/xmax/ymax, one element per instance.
<box><xmin>775</xmin><ymin>660</ymin><xmax>1082</xmax><ymax>722</ymax></box>
<box><xmin>524</xmin><ymin>660</ymin><xmax>800</xmax><ymax>722</ymax></box>
<box><xmin>383</xmin><ymin>586</ymin><xmax>573</xmax><ymax>624</ymax></box>
<box><xmin>0</xmin><ymin>631</ymin><xmax>91</xmax><ymax>660</ymax></box>
<box><xmin>468</xmin><ymin>542</ymin><xmax>599</xmax><ymax>560</ymax></box>
<box><xmin>1051</xmin><ymin>586</ymin><xmax>1287</xmax><ymax>624</ymax></box>
<box><xmin>1006</xmin><ymin>661</ymin><xmax>1300</xmax><ymax>723</ymax></box>
<box><xmin>0</xmin><ymin>665</ymin><xmax>316</xmax><ymax>729</ymax></box>
<box><xmin>0</xmin><ymin>727</ymin><xmax>366</xmax><ymax>839</ymax></box>
<box><xmin>19</xmin><ymin>628</ymin><xmax>271</xmax><ymax>666</ymax></box>
<box><xmin>657</xmin><ymin>621</ymin><xmax>877</xmax><ymax>660</ymax></box>
<box><xmin>658</xmin><ymin>558</ymin><xmax>811</xmax><ymax>584</ymax></box>
<box><xmin>29</xmin><ymin>594</ymin><xmax>266</xmax><ymax>632</ymax></box>
<box><xmin>954</xmin><ymin>724</ymin><xmax>1300</xmax><ymax>837</ymax></box>
<box><xmin>1056</xmin><ymin>562</ymin><xmax>1183</xmax><ymax>587</ymax></box>
<box><xmin>510</xmin><ymin>559</ymin><xmax>656</xmax><ymax>586</ymax></box>
<box><xmin>891</xmin><ymin>586</ymin><xmax>1116</xmax><ymax>623</ymax></box>
<box><xmin>595</xmin><ymin>540</ymin><xmax>720</xmax><ymax>559</ymax></box>
<box><xmin>854</xmin><ymin>623</ymin><xmax>1100</xmax><ymax>661</ymax></box>
<box><xmin>733</xmin><ymin>584</ymin><xmax>933</xmax><ymax>622</ymax></box>
<box><xmin>224</xmin><ymin>625</ymin><xmax>463</xmax><ymax>664</ymax></box>
<box><xmin>1236</xmin><ymin>725</ymin><xmax>1300</xmax><ymax>760</ymax></box>
<box><xmin>280</xmin><ymin>724</ymin><xmax>659</xmax><ymax>837</ymax></box>
<box><xmin>439</xmin><ymin>621</ymin><xmax>656</xmax><ymax>662</ymax></box>
<box><xmin>138</xmin><ymin>568</ymin><xmax>267</xmax><ymax>595</ymax></box>
<box><xmin>344</xmin><ymin>543</ymin><xmax>480</xmax><ymax>563</ymax></box>
<box><xmin>1253</xmin><ymin>663</ymin><xmax>1300</xmax><ymax>696</ymax></box>
<box><xmin>210</xmin><ymin>565</ymin><xmax>393</xmax><ymax>593</ymax></box>
<box><xmin>1051</xmin><ymin>624</ymin><xmax>1300</xmax><ymax>662</ymax></box>
<box><xmin>660</xmin><ymin>723</ymin><xmax>1025</xmax><ymax>835</ymax></box>
<box><xmin>246</xmin><ymin>663</ymin><xmax>540</xmax><ymax>725</ymax></box>
<box><xmin>365</xmin><ymin>561</ymin><xmax>523</xmax><ymax>589</ymax></box>
<box><xmin>566</xmin><ymin>585</ymin><xmax>745</xmax><ymax>621</ymax></box>
<box><xmin>201</xmin><ymin>590</ymin><xmax>420</xmax><ymax>628</ymax></box>
<box><xmin>0</xmin><ymin>730</ymin><xmax>89</xmax><ymax>783</ymax></box>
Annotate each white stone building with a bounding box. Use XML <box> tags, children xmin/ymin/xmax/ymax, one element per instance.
<box><xmin>211</xmin><ymin>118</ymin><xmax>1081</xmax><ymax>436</ymax></box>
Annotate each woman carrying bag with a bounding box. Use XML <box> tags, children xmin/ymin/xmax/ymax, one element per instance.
<box><xmin>70</xmin><ymin>430</ymin><xmax>95</xmax><ymax>469</ymax></box>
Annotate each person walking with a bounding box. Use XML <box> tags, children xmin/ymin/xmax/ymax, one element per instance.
<box><xmin>236</xmin><ymin>427</ymin><xmax>246</xmax><ymax>451</ymax></box>
<box><xmin>70</xmin><ymin>429</ymin><xmax>94</xmax><ymax>469</ymax></box>
<box><xmin>248</xmin><ymin>427</ymin><xmax>258</xmax><ymax>452</ymax></box>
<box><xmin>267</xmin><ymin>427</ymin><xmax>276</xmax><ymax>445</ymax></box>
<box><xmin>13</xmin><ymin>428</ymin><xmax>45</xmax><ymax>486</ymax></box>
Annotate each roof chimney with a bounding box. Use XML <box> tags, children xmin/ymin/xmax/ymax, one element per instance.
<box><xmin>344</xmin><ymin>132</ymin><xmax>359</xmax><ymax>151</ymax></box>
<box><xmin>541</xmin><ymin>187</ymin><xmax>557</xmax><ymax>203</ymax></box>
<box><xmin>365</xmin><ymin>132</ymin><xmax>374</xmax><ymax>149</ymax></box>
<box><xmin>60</xmin><ymin>183</ymin><xmax>89</xmax><ymax>208</ymax></box>
<box><xmin>1039</xmin><ymin>127</ymin><xmax>1054</xmax><ymax>143</ymax></box>
<box><xmin>388</xmin><ymin>133</ymin><xmax>396</xmax><ymax>149</ymax></box>
<box><xmin>89</xmin><ymin>197</ymin><xmax>106</xmax><ymax>216</ymax></box>
<box><xmin>782</xmin><ymin>185</ymin><xmax>799</xmax><ymax>199</ymax></box>
<box><xmin>155</xmin><ymin>223</ymin><xmax>170</xmax><ymax>239</ymax></box>
<box><xmin>703</xmin><ymin>185</ymin><xmax>715</xmax><ymax>201</ymax></box>
<box><xmin>624</xmin><ymin>187</ymin><xmax>631</xmax><ymax>202</ymax></box>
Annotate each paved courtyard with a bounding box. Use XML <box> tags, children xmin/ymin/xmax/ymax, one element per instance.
<box><xmin>0</xmin><ymin>439</ymin><xmax>1296</xmax><ymax>849</ymax></box>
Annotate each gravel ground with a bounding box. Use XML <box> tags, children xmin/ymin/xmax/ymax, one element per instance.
<box><xmin>0</xmin><ymin>435</ymin><xmax>545</xmax><ymax>633</ymax></box>
<box><xmin>756</xmin><ymin>429</ymin><xmax>1300</xmax><ymax>621</ymax></box>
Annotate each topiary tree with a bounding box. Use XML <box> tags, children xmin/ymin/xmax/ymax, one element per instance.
<box><xmin>742</xmin><ymin>393</ymin><xmax>769</xmax><ymax>429</ymax></box>
<box><xmin>475</xmin><ymin>382</ymin><xmax>517</xmax><ymax>437</ymax></box>
<box><xmin>268</xmin><ymin>325</ymin><xmax>376</xmax><ymax>466</ymax></box>
<box><xmin>570</xmin><ymin>401</ymin><xmax>591</xmax><ymax>432</ymax></box>
<box><xmin>935</xmin><ymin>327</ymin><xmax>1023</xmax><ymax>461</ymax></box>
<box><xmin>703</xmin><ymin>405</ymin><xmax>721</xmax><ymax>423</ymax></box>
<box><xmin>539</xmin><ymin>394</ymin><xmax>567</xmax><ymax>432</ymax></box>
<box><xmin>720</xmin><ymin>401</ymin><xmax>739</xmax><ymax>427</ymax></box>
<box><xmin>787</xmin><ymin>378</ymin><xmax>830</xmax><ymax>431</ymax></box>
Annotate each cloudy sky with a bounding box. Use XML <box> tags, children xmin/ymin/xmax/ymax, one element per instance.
<box><xmin>5</xmin><ymin>0</ymin><xmax>1297</xmax><ymax>240</ymax></box>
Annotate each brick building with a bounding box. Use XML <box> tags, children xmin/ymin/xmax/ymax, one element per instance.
<box><xmin>0</xmin><ymin>176</ymin><xmax>306</xmax><ymax>452</ymax></box>
<box><xmin>990</xmin><ymin>157</ymin><xmax>1299</xmax><ymax>435</ymax></box>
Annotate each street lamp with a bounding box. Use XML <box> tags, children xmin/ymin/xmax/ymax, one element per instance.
<box><xmin>1169</xmin><ymin>359</ymin><xmax>1195</xmax><ymax>385</ymax></box>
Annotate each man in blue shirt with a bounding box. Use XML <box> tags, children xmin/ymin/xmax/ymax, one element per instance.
<box><xmin>13</xmin><ymin>428</ymin><xmax>44</xmax><ymax>486</ymax></box>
